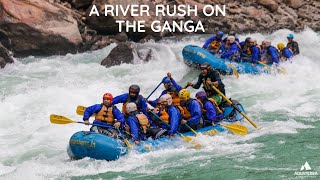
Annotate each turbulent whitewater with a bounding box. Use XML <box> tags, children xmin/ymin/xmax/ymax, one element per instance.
<box><xmin>0</xmin><ymin>28</ymin><xmax>319</xmax><ymax>179</ymax></box>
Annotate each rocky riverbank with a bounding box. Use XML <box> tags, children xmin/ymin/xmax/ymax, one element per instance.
<box><xmin>0</xmin><ymin>0</ymin><xmax>319</xmax><ymax>68</ymax></box>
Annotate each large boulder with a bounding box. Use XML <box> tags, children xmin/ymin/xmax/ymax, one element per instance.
<box><xmin>101</xmin><ymin>42</ymin><xmax>133</xmax><ymax>67</ymax></box>
<box><xmin>0</xmin><ymin>0</ymin><xmax>82</xmax><ymax>57</ymax></box>
<box><xmin>0</xmin><ymin>43</ymin><xmax>14</xmax><ymax>68</ymax></box>
<box><xmin>257</xmin><ymin>0</ymin><xmax>279</xmax><ymax>12</ymax></box>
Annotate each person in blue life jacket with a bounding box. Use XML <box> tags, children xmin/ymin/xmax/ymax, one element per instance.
<box><xmin>286</xmin><ymin>33</ymin><xmax>300</xmax><ymax>56</ymax></box>
<box><xmin>83</xmin><ymin>93</ymin><xmax>125</xmax><ymax>137</ymax></box>
<box><xmin>195</xmin><ymin>91</ymin><xmax>223</xmax><ymax>126</ymax></box>
<box><xmin>263</xmin><ymin>39</ymin><xmax>280</xmax><ymax>65</ymax></box>
<box><xmin>242</xmin><ymin>38</ymin><xmax>261</xmax><ymax>65</ymax></box>
<box><xmin>125</xmin><ymin>102</ymin><xmax>151</xmax><ymax>145</ymax></box>
<box><xmin>202</xmin><ymin>31</ymin><xmax>224</xmax><ymax>54</ymax></box>
<box><xmin>178</xmin><ymin>89</ymin><xmax>202</xmax><ymax>132</ymax></box>
<box><xmin>148</xmin><ymin>72</ymin><xmax>182</xmax><ymax>108</ymax></box>
<box><xmin>277</xmin><ymin>43</ymin><xmax>293</xmax><ymax>61</ymax></box>
<box><xmin>112</xmin><ymin>84</ymin><xmax>148</xmax><ymax>116</ymax></box>
<box><xmin>187</xmin><ymin>62</ymin><xmax>226</xmax><ymax>106</ymax></box>
<box><xmin>220</xmin><ymin>36</ymin><xmax>241</xmax><ymax>62</ymax></box>
<box><xmin>151</xmin><ymin>94</ymin><xmax>181</xmax><ymax>138</ymax></box>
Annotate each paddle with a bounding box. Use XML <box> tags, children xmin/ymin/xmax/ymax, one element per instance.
<box><xmin>220</xmin><ymin>124</ymin><xmax>248</xmax><ymax>136</ymax></box>
<box><xmin>210</xmin><ymin>85</ymin><xmax>258</xmax><ymax>129</ymax></box>
<box><xmin>116</xmin><ymin>128</ymin><xmax>132</xmax><ymax>150</ymax></box>
<box><xmin>76</xmin><ymin>105</ymin><xmax>94</xmax><ymax>116</ymax></box>
<box><xmin>258</xmin><ymin>61</ymin><xmax>286</xmax><ymax>74</ymax></box>
<box><xmin>225</xmin><ymin>62</ymin><xmax>239</xmax><ymax>79</ymax></box>
<box><xmin>146</xmin><ymin>79</ymin><xmax>164</xmax><ymax>100</ymax></box>
<box><xmin>149</xmin><ymin>111</ymin><xmax>202</xmax><ymax>149</ymax></box>
<box><xmin>184</xmin><ymin>123</ymin><xmax>199</xmax><ymax>136</ymax></box>
<box><xmin>50</xmin><ymin>114</ymin><xmax>133</xmax><ymax>149</ymax></box>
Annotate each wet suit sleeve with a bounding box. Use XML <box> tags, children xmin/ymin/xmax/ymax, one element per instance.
<box><xmin>113</xmin><ymin>107</ymin><xmax>125</xmax><ymax>128</ymax></box>
<box><xmin>211</xmin><ymin>70</ymin><xmax>223</xmax><ymax>86</ymax></box>
<box><xmin>283</xmin><ymin>48</ymin><xmax>293</xmax><ymax>59</ymax></box>
<box><xmin>83</xmin><ymin>104</ymin><xmax>102</xmax><ymax>121</ymax></box>
<box><xmin>192</xmin><ymin>74</ymin><xmax>203</xmax><ymax>89</ymax></box>
<box><xmin>112</xmin><ymin>93</ymin><xmax>128</xmax><ymax>105</ymax></box>
<box><xmin>127</xmin><ymin>116</ymin><xmax>140</xmax><ymax>141</ymax></box>
<box><xmin>202</xmin><ymin>36</ymin><xmax>216</xmax><ymax>49</ymax></box>
<box><xmin>204</xmin><ymin>101</ymin><xmax>216</xmax><ymax>122</ymax></box>
<box><xmin>170</xmin><ymin>78</ymin><xmax>182</xmax><ymax>92</ymax></box>
<box><xmin>188</xmin><ymin>100</ymin><xmax>202</xmax><ymax>125</ymax></box>
<box><xmin>167</xmin><ymin>106</ymin><xmax>180</xmax><ymax>135</ymax></box>
<box><xmin>269</xmin><ymin>47</ymin><xmax>279</xmax><ymax>64</ymax></box>
<box><xmin>251</xmin><ymin>46</ymin><xmax>260</xmax><ymax>63</ymax></box>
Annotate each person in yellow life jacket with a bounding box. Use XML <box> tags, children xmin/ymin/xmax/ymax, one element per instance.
<box><xmin>148</xmin><ymin>72</ymin><xmax>183</xmax><ymax>107</ymax></box>
<box><xmin>195</xmin><ymin>91</ymin><xmax>223</xmax><ymax>126</ymax></box>
<box><xmin>187</xmin><ymin>62</ymin><xmax>225</xmax><ymax>106</ymax></box>
<box><xmin>202</xmin><ymin>31</ymin><xmax>224</xmax><ymax>54</ymax></box>
<box><xmin>83</xmin><ymin>93</ymin><xmax>125</xmax><ymax>137</ymax></box>
<box><xmin>178</xmin><ymin>89</ymin><xmax>203</xmax><ymax>133</ymax></box>
<box><xmin>125</xmin><ymin>102</ymin><xmax>150</xmax><ymax>145</ymax></box>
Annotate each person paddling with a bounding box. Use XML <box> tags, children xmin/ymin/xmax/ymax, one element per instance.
<box><xmin>83</xmin><ymin>93</ymin><xmax>125</xmax><ymax>137</ymax></box>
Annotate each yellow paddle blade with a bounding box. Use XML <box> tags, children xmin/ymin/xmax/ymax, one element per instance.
<box><xmin>181</xmin><ymin>134</ymin><xmax>202</xmax><ymax>149</ymax></box>
<box><xmin>76</xmin><ymin>106</ymin><xmax>86</xmax><ymax>116</ymax></box>
<box><xmin>226</xmin><ymin>63</ymin><xmax>239</xmax><ymax>79</ymax></box>
<box><xmin>123</xmin><ymin>139</ymin><xmax>132</xmax><ymax>150</ymax></box>
<box><xmin>76</xmin><ymin>106</ymin><xmax>95</xmax><ymax>117</ymax></box>
<box><xmin>50</xmin><ymin>114</ymin><xmax>77</xmax><ymax>124</ymax></box>
<box><xmin>220</xmin><ymin>124</ymin><xmax>248</xmax><ymax>136</ymax></box>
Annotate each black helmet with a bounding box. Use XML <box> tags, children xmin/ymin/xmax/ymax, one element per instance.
<box><xmin>199</xmin><ymin>62</ymin><xmax>211</xmax><ymax>70</ymax></box>
<box><xmin>245</xmin><ymin>37</ymin><xmax>252</xmax><ymax>43</ymax></box>
<box><xmin>129</xmin><ymin>85</ymin><xmax>140</xmax><ymax>94</ymax></box>
<box><xmin>229</xmin><ymin>31</ymin><xmax>236</xmax><ymax>36</ymax></box>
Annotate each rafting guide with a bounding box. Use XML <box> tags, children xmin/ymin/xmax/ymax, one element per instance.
<box><xmin>88</xmin><ymin>4</ymin><xmax>226</xmax><ymax>33</ymax></box>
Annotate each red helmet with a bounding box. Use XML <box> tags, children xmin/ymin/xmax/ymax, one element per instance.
<box><xmin>103</xmin><ymin>93</ymin><xmax>113</xmax><ymax>101</ymax></box>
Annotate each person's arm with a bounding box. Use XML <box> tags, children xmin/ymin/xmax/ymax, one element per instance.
<box><xmin>221</xmin><ymin>44</ymin><xmax>239</xmax><ymax>59</ymax></box>
<box><xmin>188</xmin><ymin>100</ymin><xmax>202</xmax><ymax>125</ymax></box>
<box><xmin>113</xmin><ymin>107</ymin><xmax>125</xmax><ymax>128</ymax></box>
<box><xmin>251</xmin><ymin>46</ymin><xmax>260</xmax><ymax>63</ymax></box>
<box><xmin>270</xmin><ymin>48</ymin><xmax>279</xmax><ymax>64</ymax></box>
<box><xmin>140</xmin><ymin>96</ymin><xmax>148</xmax><ymax>116</ymax></box>
<box><xmin>204</xmin><ymin>101</ymin><xmax>216</xmax><ymax>122</ymax></box>
<box><xmin>127</xmin><ymin>116</ymin><xmax>140</xmax><ymax>141</ymax></box>
<box><xmin>211</xmin><ymin>70</ymin><xmax>223</xmax><ymax>86</ymax></box>
<box><xmin>83</xmin><ymin>104</ymin><xmax>101</xmax><ymax>121</ymax></box>
<box><xmin>112</xmin><ymin>94</ymin><xmax>128</xmax><ymax>105</ymax></box>
<box><xmin>192</xmin><ymin>75</ymin><xmax>203</xmax><ymax>89</ymax></box>
<box><xmin>167</xmin><ymin>106</ymin><xmax>180</xmax><ymax>135</ymax></box>
<box><xmin>202</xmin><ymin>36</ymin><xmax>216</xmax><ymax>49</ymax></box>
<box><xmin>284</xmin><ymin>48</ymin><xmax>293</xmax><ymax>59</ymax></box>
<box><xmin>170</xmin><ymin>78</ymin><xmax>182</xmax><ymax>92</ymax></box>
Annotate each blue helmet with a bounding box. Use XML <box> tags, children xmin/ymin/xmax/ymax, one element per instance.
<box><xmin>216</xmin><ymin>31</ymin><xmax>224</xmax><ymax>37</ymax></box>
<box><xmin>287</xmin><ymin>33</ymin><xmax>294</xmax><ymax>39</ymax></box>
<box><xmin>162</xmin><ymin>77</ymin><xmax>171</xmax><ymax>84</ymax></box>
<box><xmin>195</xmin><ymin>91</ymin><xmax>207</xmax><ymax>101</ymax></box>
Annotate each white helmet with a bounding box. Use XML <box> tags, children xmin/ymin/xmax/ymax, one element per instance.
<box><xmin>228</xmin><ymin>36</ymin><xmax>235</xmax><ymax>43</ymax></box>
<box><xmin>265</xmin><ymin>39</ymin><xmax>271</xmax><ymax>47</ymax></box>
<box><xmin>126</xmin><ymin>102</ymin><xmax>137</xmax><ymax>113</ymax></box>
<box><xmin>160</xmin><ymin>94</ymin><xmax>172</xmax><ymax>106</ymax></box>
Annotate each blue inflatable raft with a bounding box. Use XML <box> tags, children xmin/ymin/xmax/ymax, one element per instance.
<box><xmin>67</xmin><ymin>102</ymin><xmax>246</xmax><ymax>161</ymax></box>
<box><xmin>182</xmin><ymin>45</ymin><xmax>271</xmax><ymax>74</ymax></box>
<box><xmin>67</xmin><ymin>125</ymin><xmax>225</xmax><ymax>161</ymax></box>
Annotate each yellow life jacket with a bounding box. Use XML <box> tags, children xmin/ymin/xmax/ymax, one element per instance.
<box><xmin>125</xmin><ymin>113</ymin><xmax>150</xmax><ymax>134</ymax></box>
<box><xmin>95</xmin><ymin>106</ymin><xmax>115</xmax><ymax>124</ymax></box>
<box><xmin>209</xmin><ymin>40</ymin><xmax>222</xmax><ymax>50</ymax></box>
<box><xmin>136</xmin><ymin>113</ymin><xmax>149</xmax><ymax>134</ymax></box>
<box><xmin>160</xmin><ymin>109</ymin><xmax>170</xmax><ymax>124</ymax></box>
<box><xmin>177</xmin><ymin>105</ymin><xmax>191</xmax><ymax>119</ymax></box>
<box><xmin>197</xmin><ymin>98</ymin><xmax>222</xmax><ymax>114</ymax></box>
<box><xmin>246</xmin><ymin>47</ymin><xmax>252</xmax><ymax>55</ymax></box>
<box><xmin>167</xmin><ymin>92</ymin><xmax>180</xmax><ymax>106</ymax></box>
